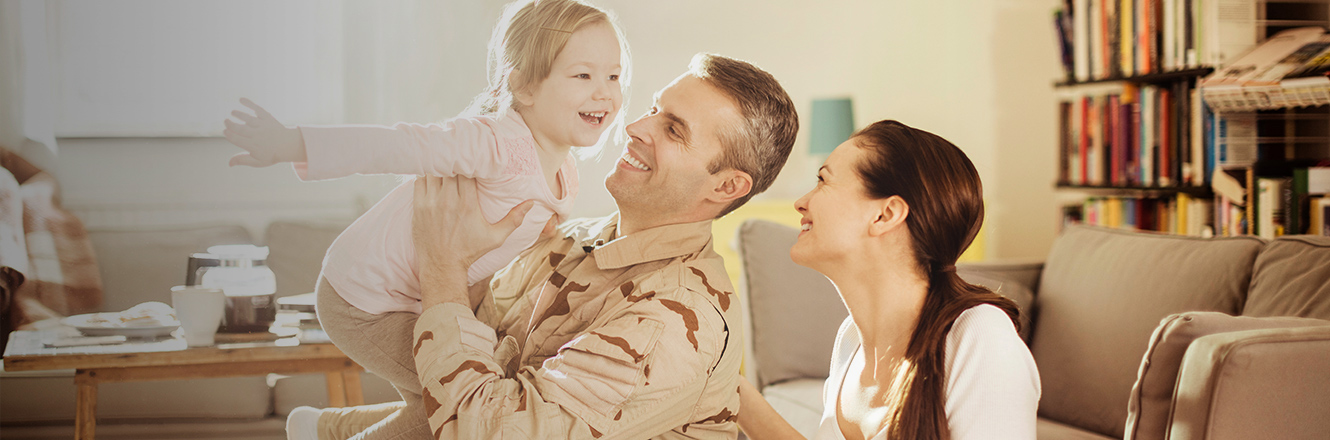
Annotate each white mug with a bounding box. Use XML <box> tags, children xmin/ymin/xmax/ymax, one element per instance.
<box><xmin>171</xmin><ymin>286</ymin><xmax>226</xmax><ymax>347</ymax></box>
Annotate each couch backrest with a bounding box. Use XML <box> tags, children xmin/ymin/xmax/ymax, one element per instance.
<box><xmin>736</xmin><ymin>219</ymin><xmax>846</xmax><ymax>388</ymax></box>
<box><xmin>1030</xmin><ymin>225</ymin><xmax>1264</xmax><ymax>438</ymax></box>
<box><xmin>1244</xmin><ymin>235</ymin><xmax>1330</xmax><ymax>320</ymax></box>
<box><xmin>89</xmin><ymin>225</ymin><xmax>252</xmax><ymax>313</ymax></box>
<box><xmin>264</xmin><ymin>219</ymin><xmax>349</xmax><ymax>298</ymax></box>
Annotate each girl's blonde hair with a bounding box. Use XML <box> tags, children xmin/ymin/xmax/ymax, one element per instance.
<box><xmin>466</xmin><ymin>0</ymin><xmax>631</xmax><ymax>159</ymax></box>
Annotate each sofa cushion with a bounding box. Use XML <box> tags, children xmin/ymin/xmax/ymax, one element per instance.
<box><xmin>1037</xmin><ymin>418</ymin><xmax>1118</xmax><ymax>440</ymax></box>
<box><xmin>264</xmin><ymin>219</ymin><xmax>349</xmax><ymax>299</ymax></box>
<box><xmin>88</xmin><ymin>225</ymin><xmax>252</xmax><ymax>313</ymax></box>
<box><xmin>1244</xmin><ymin>235</ymin><xmax>1330</xmax><ymax>319</ymax></box>
<box><xmin>760</xmin><ymin>378</ymin><xmax>825</xmax><ymax>439</ymax></box>
<box><xmin>736</xmin><ymin>219</ymin><xmax>846</xmax><ymax>389</ymax></box>
<box><xmin>0</xmin><ymin>370</ymin><xmax>270</xmax><ymax>422</ymax></box>
<box><xmin>1030</xmin><ymin>225</ymin><xmax>1263</xmax><ymax>438</ymax></box>
<box><xmin>1125</xmin><ymin>312</ymin><xmax>1330</xmax><ymax>440</ymax></box>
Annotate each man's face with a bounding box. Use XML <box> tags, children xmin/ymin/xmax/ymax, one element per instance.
<box><xmin>605</xmin><ymin>74</ymin><xmax>744</xmax><ymax>223</ymax></box>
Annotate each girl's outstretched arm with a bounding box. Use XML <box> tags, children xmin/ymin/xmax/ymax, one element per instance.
<box><xmin>738</xmin><ymin>376</ymin><xmax>807</xmax><ymax>440</ymax></box>
<box><xmin>223</xmin><ymin>98</ymin><xmax>307</xmax><ymax>167</ymax></box>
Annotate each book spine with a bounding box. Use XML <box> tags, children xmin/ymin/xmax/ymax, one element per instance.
<box><xmin>1142</xmin><ymin>86</ymin><xmax>1155</xmax><ymax>186</ymax></box>
<box><xmin>1059</xmin><ymin>100</ymin><xmax>1071</xmax><ymax>184</ymax></box>
<box><xmin>1106</xmin><ymin>95</ymin><xmax>1117</xmax><ymax>184</ymax></box>
<box><xmin>1292</xmin><ymin>168</ymin><xmax>1309</xmax><ymax>234</ymax></box>
<box><xmin>1109</xmin><ymin>0</ymin><xmax>1122</xmax><ymax>77</ymax></box>
<box><xmin>1258</xmin><ymin>178</ymin><xmax>1275</xmax><ymax>238</ymax></box>
<box><xmin>1080</xmin><ymin>97</ymin><xmax>1091</xmax><ymax>183</ymax></box>
<box><xmin>1159</xmin><ymin>87</ymin><xmax>1172</xmax><ymax>186</ymax></box>
<box><xmin>1177</xmin><ymin>192</ymin><xmax>1191</xmax><ymax>234</ymax></box>
<box><xmin>1122</xmin><ymin>0</ymin><xmax>1135</xmax><ymax>75</ymax></box>
<box><xmin>1202</xmin><ymin>95</ymin><xmax>1215</xmax><ymax>186</ymax></box>
<box><xmin>1075</xmin><ymin>0</ymin><xmax>1091</xmax><ymax>81</ymax></box>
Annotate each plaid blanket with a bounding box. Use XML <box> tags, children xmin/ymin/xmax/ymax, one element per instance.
<box><xmin>1</xmin><ymin>148</ymin><xmax>103</xmax><ymax>347</ymax></box>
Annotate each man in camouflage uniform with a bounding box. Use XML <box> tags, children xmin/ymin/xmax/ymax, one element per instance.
<box><xmin>409</xmin><ymin>53</ymin><xmax>797</xmax><ymax>439</ymax></box>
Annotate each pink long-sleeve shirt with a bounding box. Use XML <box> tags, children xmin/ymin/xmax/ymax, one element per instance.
<box><xmin>294</xmin><ymin>111</ymin><xmax>578</xmax><ymax>315</ymax></box>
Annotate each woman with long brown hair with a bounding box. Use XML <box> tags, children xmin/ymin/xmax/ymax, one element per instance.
<box><xmin>737</xmin><ymin>120</ymin><xmax>1040</xmax><ymax>440</ymax></box>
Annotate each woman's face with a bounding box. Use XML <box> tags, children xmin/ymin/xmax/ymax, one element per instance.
<box><xmin>791</xmin><ymin>139</ymin><xmax>883</xmax><ymax>270</ymax></box>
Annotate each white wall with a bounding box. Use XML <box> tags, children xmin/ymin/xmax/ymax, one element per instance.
<box><xmin>39</xmin><ymin>0</ymin><xmax>1063</xmax><ymax>259</ymax></box>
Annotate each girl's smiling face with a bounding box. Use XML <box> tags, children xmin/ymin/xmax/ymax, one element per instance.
<box><xmin>516</xmin><ymin>21</ymin><xmax>624</xmax><ymax>150</ymax></box>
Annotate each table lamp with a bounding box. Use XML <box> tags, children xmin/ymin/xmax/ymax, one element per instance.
<box><xmin>809</xmin><ymin>97</ymin><xmax>854</xmax><ymax>155</ymax></box>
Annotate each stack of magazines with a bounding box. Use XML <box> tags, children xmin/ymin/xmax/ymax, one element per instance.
<box><xmin>1202</xmin><ymin>27</ymin><xmax>1330</xmax><ymax>112</ymax></box>
<box><xmin>275</xmin><ymin>292</ymin><xmax>328</xmax><ymax>343</ymax></box>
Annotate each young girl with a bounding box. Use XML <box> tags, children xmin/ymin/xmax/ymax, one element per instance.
<box><xmin>222</xmin><ymin>1</ymin><xmax>629</xmax><ymax>438</ymax></box>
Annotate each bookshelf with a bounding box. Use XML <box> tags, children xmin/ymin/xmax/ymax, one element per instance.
<box><xmin>1055</xmin><ymin>183</ymin><xmax>1214</xmax><ymax>196</ymax></box>
<box><xmin>1055</xmin><ymin>67</ymin><xmax>1215</xmax><ymax>87</ymax></box>
<box><xmin>1052</xmin><ymin>0</ymin><xmax>1330</xmax><ymax>238</ymax></box>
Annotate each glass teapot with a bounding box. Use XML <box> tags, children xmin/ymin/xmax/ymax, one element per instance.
<box><xmin>193</xmin><ymin>245</ymin><xmax>277</xmax><ymax>332</ymax></box>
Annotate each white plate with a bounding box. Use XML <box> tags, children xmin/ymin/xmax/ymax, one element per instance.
<box><xmin>64</xmin><ymin>313</ymin><xmax>180</xmax><ymax>339</ymax></box>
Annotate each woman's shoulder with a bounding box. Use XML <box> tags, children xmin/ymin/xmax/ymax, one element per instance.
<box><xmin>944</xmin><ymin>303</ymin><xmax>1039</xmax><ymax>390</ymax></box>
<box><xmin>946</xmin><ymin>304</ymin><xmax>1031</xmax><ymax>371</ymax></box>
<box><xmin>953</xmin><ymin>303</ymin><xmax>1016</xmax><ymax>333</ymax></box>
<box><xmin>942</xmin><ymin>306</ymin><xmax>1041</xmax><ymax>439</ymax></box>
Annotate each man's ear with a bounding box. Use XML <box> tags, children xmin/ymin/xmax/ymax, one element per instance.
<box><xmin>708</xmin><ymin>169</ymin><xmax>753</xmax><ymax>205</ymax></box>
<box><xmin>868</xmin><ymin>196</ymin><xmax>909</xmax><ymax>237</ymax></box>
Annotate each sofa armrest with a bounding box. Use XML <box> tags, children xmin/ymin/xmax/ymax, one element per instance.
<box><xmin>1166</xmin><ymin>324</ymin><xmax>1330</xmax><ymax>440</ymax></box>
<box><xmin>1126</xmin><ymin>312</ymin><xmax>1330</xmax><ymax>440</ymax></box>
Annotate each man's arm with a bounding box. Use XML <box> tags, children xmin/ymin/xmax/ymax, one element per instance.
<box><xmin>411</xmin><ymin>287</ymin><xmax>733</xmax><ymax>439</ymax></box>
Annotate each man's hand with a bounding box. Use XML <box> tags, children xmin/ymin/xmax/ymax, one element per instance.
<box><xmin>223</xmin><ymin>98</ymin><xmax>308</xmax><ymax>167</ymax></box>
<box><xmin>412</xmin><ymin>175</ymin><xmax>533</xmax><ymax>309</ymax></box>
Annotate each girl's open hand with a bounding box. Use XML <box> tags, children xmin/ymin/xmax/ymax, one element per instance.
<box><xmin>223</xmin><ymin>98</ymin><xmax>307</xmax><ymax>167</ymax></box>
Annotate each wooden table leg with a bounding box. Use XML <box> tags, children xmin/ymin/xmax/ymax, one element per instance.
<box><xmin>325</xmin><ymin>370</ymin><xmax>347</xmax><ymax>407</ymax></box>
<box><xmin>74</xmin><ymin>370</ymin><xmax>97</xmax><ymax>440</ymax></box>
<box><xmin>342</xmin><ymin>370</ymin><xmax>364</xmax><ymax>406</ymax></box>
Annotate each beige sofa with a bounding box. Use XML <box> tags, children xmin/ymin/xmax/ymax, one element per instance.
<box><xmin>0</xmin><ymin>220</ymin><xmax>399</xmax><ymax>439</ymax></box>
<box><xmin>736</xmin><ymin>221</ymin><xmax>1330</xmax><ymax>440</ymax></box>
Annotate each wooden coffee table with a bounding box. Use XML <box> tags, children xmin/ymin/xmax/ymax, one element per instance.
<box><xmin>2</xmin><ymin>329</ymin><xmax>364</xmax><ymax>440</ymax></box>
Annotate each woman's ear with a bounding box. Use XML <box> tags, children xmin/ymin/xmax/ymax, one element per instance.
<box><xmin>868</xmin><ymin>196</ymin><xmax>909</xmax><ymax>237</ymax></box>
<box><xmin>707</xmin><ymin>169</ymin><xmax>753</xmax><ymax>205</ymax></box>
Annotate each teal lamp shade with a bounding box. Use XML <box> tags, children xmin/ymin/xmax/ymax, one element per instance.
<box><xmin>809</xmin><ymin>98</ymin><xmax>854</xmax><ymax>155</ymax></box>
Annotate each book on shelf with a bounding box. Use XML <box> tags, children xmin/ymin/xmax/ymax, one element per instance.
<box><xmin>1068</xmin><ymin>193</ymin><xmax>1214</xmax><ymax>235</ymax></box>
<box><xmin>1200</xmin><ymin>0</ymin><xmax>1261</xmax><ymax>67</ymax></box>
<box><xmin>1211</xmin><ymin>168</ymin><xmax>1248</xmax><ymax>204</ymax></box>
<box><xmin>1054</xmin><ymin>0</ymin><xmax>1266</xmax><ymax>81</ymax></box>
<box><xmin>1213</xmin><ymin>111</ymin><xmax>1257</xmax><ymax>168</ymax></box>
<box><xmin>1280</xmin><ymin>166</ymin><xmax>1328</xmax><ymax>235</ymax></box>
<box><xmin>1311</xmin><ymin>196</ymin><xmax>1330</xmax><ymax>235</ymax></box>
<box><xmin>1307</xmin><ymin>166</ymin><xmax>1330</xmax><ymax>194</ymax></box>
<box><xmin>1057</xmin><ymin>80</ymin><xmax>1206</xmax><ymax>187</ymax></box>
<box><xmin>1074</xmin><ymin>0</ymin><xmax>1092</xmax><ymax>81</ymax></box>
<box><xmin>1257</xmin><ymin>177</ymin><xmax>1290</xmax><ymax>238</ymax></box>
